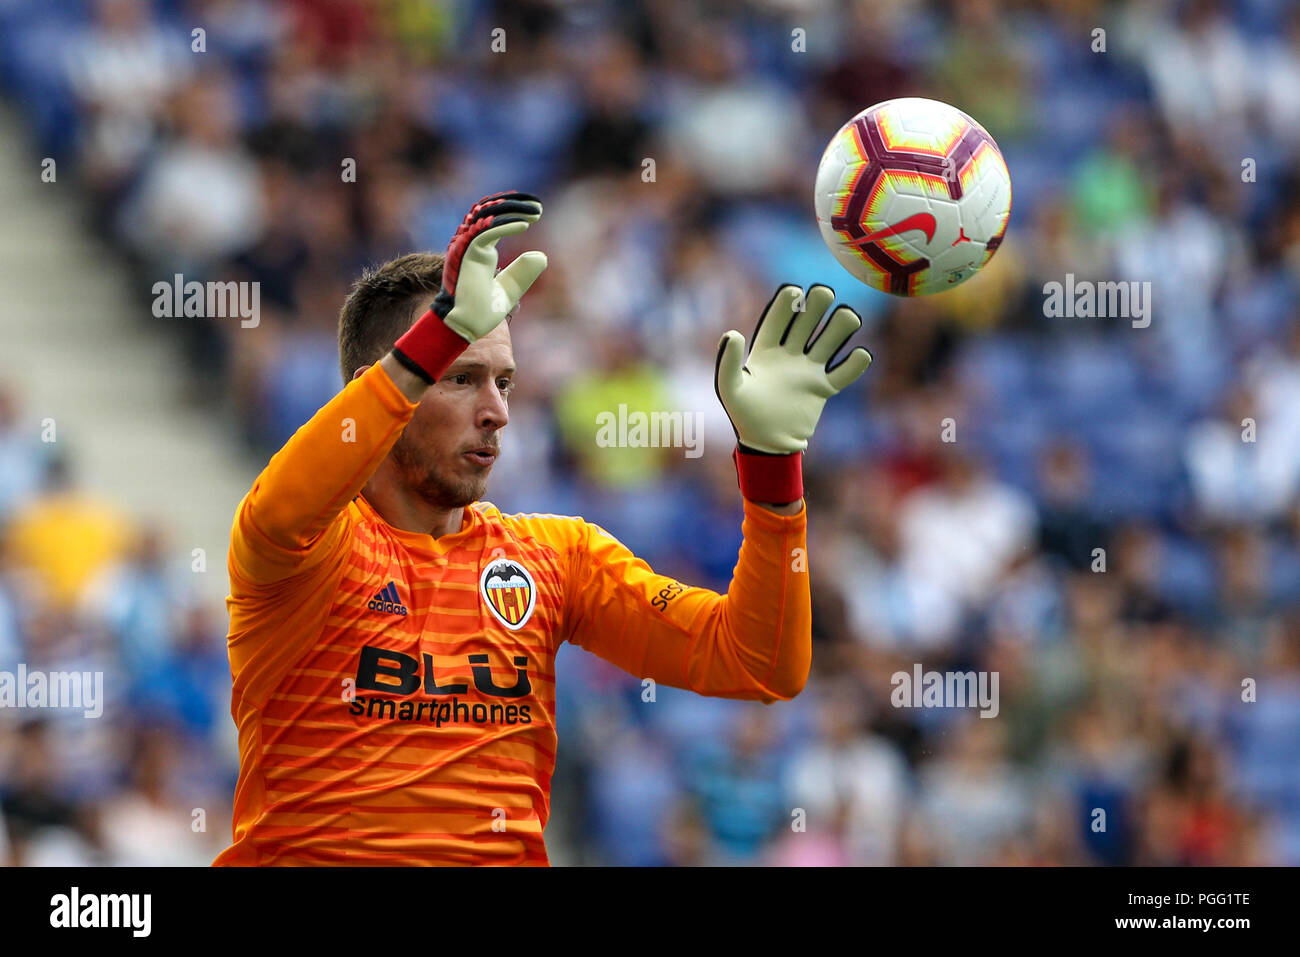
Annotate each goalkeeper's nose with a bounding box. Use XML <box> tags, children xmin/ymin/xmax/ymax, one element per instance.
<box><xmin>476</xmin><ymin>380</ymin><xmax>510</xmax><ymax>432</ymax></box>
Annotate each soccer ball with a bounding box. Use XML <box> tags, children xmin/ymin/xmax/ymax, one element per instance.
<box><xmin>814</xmin><ymin>97</ymin><xmax>1012</xmax><ymax>296</ymax></box>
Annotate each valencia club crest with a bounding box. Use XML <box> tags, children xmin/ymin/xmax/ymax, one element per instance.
<box><xmin>479</xmin><ymin>558</ymin><xmax>537</xmax><ymax>630</ymax></box>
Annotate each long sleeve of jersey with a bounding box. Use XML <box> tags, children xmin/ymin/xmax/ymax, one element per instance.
<box><xmin>230</xmin><ymin>362</ymin><xmax>417</xmax><ymax>589</ymax></box>
<box><xmin>225</xmin><ymin>362</ymin><xmax>417</xmax><ymax>711</ymax></box>
<box><xmin>561</xmin><ymin>502</ymin><xmax>812</xmax><ymax>702</ymax></box>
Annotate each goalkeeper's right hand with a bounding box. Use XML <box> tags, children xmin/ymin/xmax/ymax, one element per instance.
<box><xmin>392</xmin><ymin>191</ymin><xmax>548</xmax><ymax>384</ymax></box>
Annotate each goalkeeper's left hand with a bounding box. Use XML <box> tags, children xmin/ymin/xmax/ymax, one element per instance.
<box><xmin>714</xmin><ymin>283</ymin><xmax>872</xmax><ymax>504</ymax></box>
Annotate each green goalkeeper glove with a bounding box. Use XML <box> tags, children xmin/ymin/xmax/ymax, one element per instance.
<box><xmin>714</xmin><ymin>284</ymin><xmax>872</xmax><ymax>502</ymax></box>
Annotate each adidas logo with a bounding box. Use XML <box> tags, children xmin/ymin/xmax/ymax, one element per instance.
<box><xmin>368</xmin><ymin>581</ymin><xmax>408</xmax><ymax>616</ymax></box>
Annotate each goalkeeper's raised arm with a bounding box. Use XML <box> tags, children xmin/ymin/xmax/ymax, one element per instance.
<box><xmin>559</xmin><ymin>283</ymin><xmax>872</xmax><ymax>702</ymax></box>
<box><xmin>229</xmin><ymin>192</ymin><xmax>547</xmax><ymax>589</ymax></box>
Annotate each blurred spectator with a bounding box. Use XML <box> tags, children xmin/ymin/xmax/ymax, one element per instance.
<box><xmin>662</xmin><ymin>27</ymin><xmax>807</xmax><ymax>196</ymax></box>
<box><xmin>926</xmin><ymin>0</ymin><xmax>1032</xmax><ymax>143</ymax></box>
<box><xmin>827</xmin><ymin>462</ymin><xmax>963</xmax><ymax>651</ymax></box>
<box><xmin>6</xmin><ymin>453</ymin><xmax>133</xmax><ymax>607</ymax></box>
<box><xmin>1136</xmin><ymin>0</ymin><xmax>1253</xmax><ymax>151</ymax></box>
<box><xmin>916</xmin><ymin>716</ymin><xmax>1033</xmax><ymax>866</ymax></box>
<box><xmin>1186</xmin><ymin>384</ymin><xmax>1294</xmax><ymax>523</ymax></box>
<box><xmin>1036</xmin><ymin>440</ymin><xmax>1110</xmax><ymax>572</ymax></box>
<box><xmin>681</xmin><ymin>705</ymin><xmax>788</xmax><ymax>864</ymax></box>
<box><xmin>119</xmin><ymin>72</ymin><xmax>264</xmax><ymax>273</ymax></box>
<box><xmin>565</xmin><ymin>34</ymin><xmax>652</xmax><ymax>179</ymax></box>
<box><xmin>784</xmin><ymin>681</ymin><xmax>907</xmax><ymax>865</ymax></box>
<box><xmin>131</xmin><ymin>605</ymin><xmax>232</xmax><ymax>750</ymax></box>
<box><xmin>1070</xmin><ymin>111</ymin><xmax>1156</xmax><ymax>238</ymax></box>
<box><xmin>898</xmin><ymin>448</ymin><xmax>1038</xmax><ymax>609</ymax></box>
<box><xmin>0</xmin><ymin>720</ymin><xmax>102</xmax><ymax>866</ymax></box>
<box><xmin>554</xmin><ymin>330</ymin><xmax>677</xmax><ymax>488</ymax></box>
<box><xmin>81</xmin><ymin>524</ymin><xmax>193</xmax><ymax>682</ymax></box>
<box><xmin>660</xmin><ymin>797</ymin><xmax>713</xmax><ymax>867</ymax></box>
<box><xmin>98</xmin><ymin>727</ymin><xmax>223</xmax><ymax>866</ymax></box>
<box><xmin>1259</xmin><ymin>8</ymin><xmax>1300</xmax><ymax>149</ymax></box>
<box><xmin>65</xmin><ymin>0</ymin><xmax>192</xmax><ymax>223</ymax></box>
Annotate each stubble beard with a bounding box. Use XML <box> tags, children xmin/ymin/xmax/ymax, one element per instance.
<box><xmin>391</xmin><ymin>434</ymin><xmax>490</xmax><ymax>509</ymax></box>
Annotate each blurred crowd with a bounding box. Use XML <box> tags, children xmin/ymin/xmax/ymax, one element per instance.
<box><xmin>2</xmin><ymin>0</ymin><xmax>1299</xmax><ymax>865</ymax></box>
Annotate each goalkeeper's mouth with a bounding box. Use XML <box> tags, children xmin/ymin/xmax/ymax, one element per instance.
<box><xmin>464</xmin><ymin>445</ymin><xmax>498</xmax><ymax>467</ymax></box>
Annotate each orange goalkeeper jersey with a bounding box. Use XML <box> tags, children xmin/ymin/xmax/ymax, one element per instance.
<box><xmin>213</xmin><ymin>361</ymin><xmax>812</xmax><ymax>866</ymax></box>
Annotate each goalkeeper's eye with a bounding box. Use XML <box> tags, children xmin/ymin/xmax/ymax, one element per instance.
<box><xmin>497</xmin><ymin>378</ymin><xmax>515</xmax><ymax>396</ymax></box>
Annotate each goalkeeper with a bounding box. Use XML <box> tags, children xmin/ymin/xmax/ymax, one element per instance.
<box><xmin>214</xmin><ymin>192</ymin><xmax>872</xmax><ymax>866</ymax></box>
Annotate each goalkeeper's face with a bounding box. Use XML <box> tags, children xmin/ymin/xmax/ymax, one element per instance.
<box><xmin>390</xmin><ymin>323</ymin><xmax>514</xmax><ymax>509</ymax></box>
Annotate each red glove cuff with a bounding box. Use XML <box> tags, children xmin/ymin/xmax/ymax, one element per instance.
<box><xmin>392</xmin><ymin>308</ymin><xmax>470</xmax><ymax>383</ymax></box>
<box><xmin>732</xmin><ymin>446</ymin><xmax>803</xmax><ymax>504</ymax></box>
